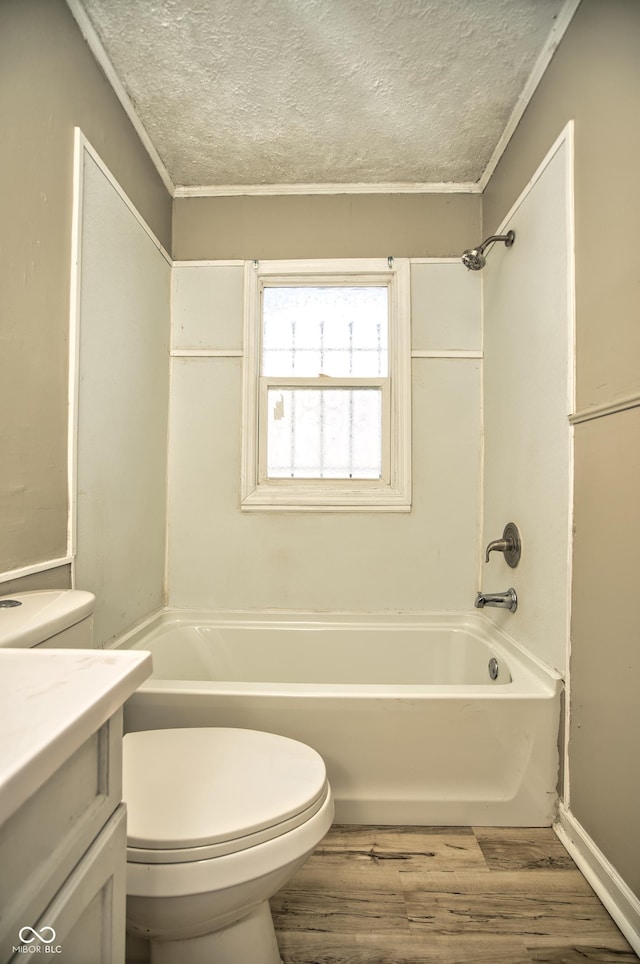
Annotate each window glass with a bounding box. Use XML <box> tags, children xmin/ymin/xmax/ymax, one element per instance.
<box><xmin>266</xmin><ymin>387</ymin><xmax>383</xmax><ymax>479</ymax></box>
<box><xmin>262</xmin><ymin>286</ymin><xmax>388</xmax><ymax>378</ymax></box>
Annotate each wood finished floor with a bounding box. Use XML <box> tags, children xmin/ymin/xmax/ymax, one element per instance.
<box><xmin>271</xmin><ymin>825</ymin><xmax>639</xmax><ymax>964</ymax></box>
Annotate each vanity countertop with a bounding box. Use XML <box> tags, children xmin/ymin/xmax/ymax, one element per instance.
<box><xmin>0</xmin><ymin>647</ymin><xmax>152</xmax><ymax>825</ymax></box>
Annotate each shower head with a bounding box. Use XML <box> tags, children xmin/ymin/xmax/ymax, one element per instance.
<box><xmin>461</xmin><ymin>230</ymin><xmax>515</xmax><ymax>270</ymax></box>
<box><xmin>461</xmin><ymin>248</ymin><xmax>487</xmax><ymax>271</ymax></box>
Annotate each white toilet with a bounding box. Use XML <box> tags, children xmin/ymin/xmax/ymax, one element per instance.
<box><xmin>0</xmin><ymin>589</ymin><xmax>95</xmax><ymax>649</ymax></box>
<box><xmin>123</xmin><ymin>726</ymin><xmax>334</xmax><ymax>964</ymax></box>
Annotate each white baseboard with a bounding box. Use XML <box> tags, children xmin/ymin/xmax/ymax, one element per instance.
<box><xmin>555</xmin><ymin>804</ymin><xmax>640</xmax><ymax>954</ymax></box>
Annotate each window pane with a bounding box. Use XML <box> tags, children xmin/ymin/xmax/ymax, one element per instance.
<box><xmin>266</xmin><ymin>388</ymin><xmax>382</xmax><ymax>479</ymax></box>
<box><xmin>262</xmin><ymin>286</ymin><xmax>388</xmax><ymax>378</ymax></box>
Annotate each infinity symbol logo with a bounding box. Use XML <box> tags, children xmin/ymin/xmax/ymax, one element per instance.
<box><xmin>18</xmin><ymin>926</ymin><xmax>56</xmax><ymax>944</ymax></box>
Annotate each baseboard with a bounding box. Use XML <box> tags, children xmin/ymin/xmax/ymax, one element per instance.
<box><xmin>555</xmin><ymin>804</ymin><xmax>640</xmax><ymax>954</ymax></box>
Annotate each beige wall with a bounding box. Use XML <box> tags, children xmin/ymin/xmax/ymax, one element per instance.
<box><xmin>0</xmin><ymin>0</ymin><xmax>171</xmax><ymax>577</ymax></box>
<box><xmin>173</xmin><ymin>193</ymin><xmax>480</xmax><ymax>260</ymax></box>
<box><xmin>484</xmin><ymin>0</ymin><xmax>640</xmax><ymax>900</ymax></box>
<box><xmin>571</xmin><ymin>410</ymin><xmax>640</xmax><ymax>895</ymax></box>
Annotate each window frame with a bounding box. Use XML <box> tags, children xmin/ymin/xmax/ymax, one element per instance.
<box><xmin>241</xmin><ymin>258</ymin><xmax>411</xmax><ymax>511</ymax></box>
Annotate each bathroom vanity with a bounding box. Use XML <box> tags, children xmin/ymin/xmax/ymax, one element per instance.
<box><xmin>0</xmin><ymin>647</ymin><xmax>151</xmax><ymax>964</ymax></box>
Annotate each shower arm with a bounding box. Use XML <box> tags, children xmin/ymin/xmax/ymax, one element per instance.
<box><xmin>477</xmin><ymin>232</ymin><xmax>515</xmax><ymax>254</ymax></box>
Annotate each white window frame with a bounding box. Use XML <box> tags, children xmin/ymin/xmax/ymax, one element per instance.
<box><xmin>241</xmin><ymin>258</ymin><xmax>411</xmax><ymax>511</ymax></box>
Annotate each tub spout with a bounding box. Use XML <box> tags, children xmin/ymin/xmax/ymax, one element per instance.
<box><xmin>475</xmin><ymin>588</ymin><xmax>517</xmax><ymax>613</ymax></box>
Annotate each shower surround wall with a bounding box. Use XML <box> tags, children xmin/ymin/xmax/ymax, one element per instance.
<box><xmin>481</xmin><ymin>134</ymin><xmax>573</xmax><ymax>678</ymax></box>
<box><xmin>166</xmin><ymin>262</ymin><xmax>482</xmax><ymax>613</ymax></box>
<box><xmin>73</xmin><ymin>142</ymin><xmax>171</xmax><ymax>647</ymax></box>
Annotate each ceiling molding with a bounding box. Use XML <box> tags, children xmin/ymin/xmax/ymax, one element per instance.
<box><xmin>173</xmin><ymin>181</ymin><xmax>483</xmax><ymax>198</ymax></box>
<box><xmin>67</xmin><ymin>0</ymin><xmax>581</xmax><ymax>201</ymax></box>
<box><xmin>65</xmin><ymin>0</ymin><xmax>175</xmax><ymax>197</ymax></box>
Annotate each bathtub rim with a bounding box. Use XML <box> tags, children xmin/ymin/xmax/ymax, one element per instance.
<box><xmin>111</xmin><ymin>609</ymin><xmax>562</xmax><ymax>700</ymax></box>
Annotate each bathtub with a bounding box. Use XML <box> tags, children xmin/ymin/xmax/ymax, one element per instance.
<box><xmin>115</xmin><ymin>611</ymin><xmax>562</xmax><ymax>826</ymax></box>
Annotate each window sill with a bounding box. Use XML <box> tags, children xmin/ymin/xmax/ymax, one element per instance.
<box><xmin>240</xmin><ymin>481</ymin><xmax>411</xmax><ymax>512</ymax></box>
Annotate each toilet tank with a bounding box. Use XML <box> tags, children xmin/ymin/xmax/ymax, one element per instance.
<box><xmin>0</xmin><ymin>590</ymin><xmax>95</xmax><ymax>649</ymax></box>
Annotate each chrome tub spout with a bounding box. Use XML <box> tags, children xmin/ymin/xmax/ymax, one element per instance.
<box><xmin>475</xmin><ymin>588</ymin><xmax>517</xmax><ymax>613</ymax></box>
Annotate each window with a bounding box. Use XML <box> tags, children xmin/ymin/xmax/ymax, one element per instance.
<box><xmin>241</xmin><ymin>259</ymin><xmax>411</xmax><ymax>510</ymax></box>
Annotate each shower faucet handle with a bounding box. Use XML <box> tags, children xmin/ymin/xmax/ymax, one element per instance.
<box><xmin>485</xmin><ymin>538</ymin><xmax>511</xmax><ymax>559</ymax></box>
<box><xmin>485</xmin><ymin>523</ymin><xmax>521</xmax><ymax>568</ymax></box>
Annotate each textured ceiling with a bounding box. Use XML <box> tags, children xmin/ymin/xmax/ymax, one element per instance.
<box><xmin>75</xmin><ymin>0</ymin><xmax>570</xmax><ymax>190</ymax></box>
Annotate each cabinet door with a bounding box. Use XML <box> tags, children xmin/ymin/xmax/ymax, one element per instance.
<box><xmin>10</xmin><ymin>805</ymin><xmax>127</xmax><ymax>964</ymax></box>
<box><xmin>0</xmin><ymin>714</ymin><xmax>122</xmax><ymax>962</ymax></box>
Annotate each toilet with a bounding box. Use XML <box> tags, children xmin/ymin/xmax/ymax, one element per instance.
<box><xmin>0</xmin><ymin>589</ymin><xmax>95</xmax><ymax>649</ymax></box>
<box><xmin>123</xmin><ymin>726</ymin><xmax>334</xmax><ymax>964</ymax></box>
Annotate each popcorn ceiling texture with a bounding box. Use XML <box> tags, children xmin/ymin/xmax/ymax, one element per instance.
<box><xmin>78</xmin><ymin>0</ymin><xmax>565</xmax><ymax>187</ymax></box>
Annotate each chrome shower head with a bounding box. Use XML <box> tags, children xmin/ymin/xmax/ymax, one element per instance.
<box><xmin>461</xmin><ymin>230</ymin><xmax>515</xmax><ymax>270</ymax></box>
<box><xmin>461</xmin><ymin>248</ymin><xmax>487</xmax><ymax>271</ymax></box>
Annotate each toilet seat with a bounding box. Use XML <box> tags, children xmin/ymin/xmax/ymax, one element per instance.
<box><xmin>123</xmin><ymin>728</ymin><xmax>329</xmax><ymax>865</ymax></box>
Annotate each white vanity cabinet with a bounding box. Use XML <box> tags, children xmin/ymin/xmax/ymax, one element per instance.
<box><xmin>0</xmin><ymin>649</ymin><xmax>151</xmax><ymax>964</ymax></box>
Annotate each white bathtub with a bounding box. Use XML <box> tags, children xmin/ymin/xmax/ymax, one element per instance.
<box><xmin>115</xmin><ymin>611</ymin><xmax>562</xmax><ymax>826</ymax></box>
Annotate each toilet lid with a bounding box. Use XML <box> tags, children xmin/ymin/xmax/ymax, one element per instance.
<box><xmin>123</xmin><ymin>728</ymin><xmax>328</xmax><ymax>855</ymax></box>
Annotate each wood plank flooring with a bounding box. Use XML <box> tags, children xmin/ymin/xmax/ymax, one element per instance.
<box><xmin>271</xmin><ymin>825</ymin><xmax>638</xmax><ymax>964</ymax></box>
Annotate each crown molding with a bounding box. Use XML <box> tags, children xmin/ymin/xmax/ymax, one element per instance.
<box><xmin>173</xmin><ymin>181</ymin><xmax>482</xmax><ymax>198</ymax></box>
